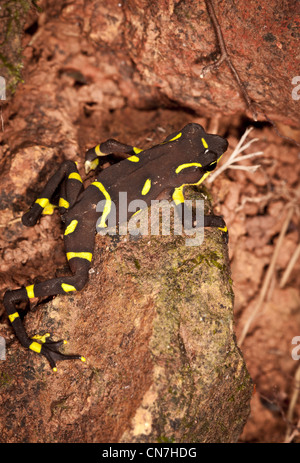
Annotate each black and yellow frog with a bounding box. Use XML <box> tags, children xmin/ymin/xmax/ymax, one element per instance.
<box><xmin>4</xmin><ymin>122</ymin><xmax>228</xmax><ymax>371</ymax></box>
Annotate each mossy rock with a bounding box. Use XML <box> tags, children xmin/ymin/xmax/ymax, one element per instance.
<box><xmin>1</xmin><ymin>187</ymin><xmax>252</xmax><ymax>443</ymax></box>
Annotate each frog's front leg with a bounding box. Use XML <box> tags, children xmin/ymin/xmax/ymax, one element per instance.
<box><xmin>85</xmin><ymin>139</ymin><xmax>143</xmax><ymax>173</ymax></box>
<box><xmin>22</xmin><ymin>160</ymin><xmax>84</xmax><ymax>227</ymax></box>
<box><xmin>4</xmin><ymin>214</ymin><xmax>95</xmax><ymax>371</ymax></box>
<box><xmin>172</xmin><ymin>186</ymin><xmax>228</xmax><ymax>242</ymax></box>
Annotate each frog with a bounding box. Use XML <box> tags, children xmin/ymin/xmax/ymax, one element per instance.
<box><xmin>3</xmin><ymin>122</ymin><xmax>228</xmax><ymax>371</ymax></box>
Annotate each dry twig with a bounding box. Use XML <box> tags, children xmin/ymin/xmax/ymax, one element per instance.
<box><xmin>207</xmin><ymin>127</ymin><xmax>263</xmax><ymax>183</ymax></box>
<box><xmin>201</xmin><ymin>0</ymin><xmax>257</xmax><ymax>120</ymax></box>
<box><xmin>201</xmin><ymin>1</ymin><xmax>300</xmax><ymax>147</ymax></box>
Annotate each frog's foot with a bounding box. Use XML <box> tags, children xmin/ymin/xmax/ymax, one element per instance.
<box><xmin>30</xmin><ymin>333</ymin><xmax>86</xmax><ymax>371</ymax></box>
<box><xmin>218</xmin><ymin>225</ymin><xmax>229</xmax><ymax>244</ymax></box>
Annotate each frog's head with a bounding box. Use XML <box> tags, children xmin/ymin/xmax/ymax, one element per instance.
<box><xmin>181</xmin><ymin>123</ymin><xmax>228</xmax><ymax>171</ymax></box>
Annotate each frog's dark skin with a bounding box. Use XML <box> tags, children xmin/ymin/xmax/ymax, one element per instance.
<box><xmin>4</xmin><ymin>123</ymin><xmax>228</xmax><ymax>371</ymax></box>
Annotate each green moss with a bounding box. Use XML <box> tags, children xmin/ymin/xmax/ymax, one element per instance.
<box><xmin>178</xmin><ymin>249</ymin><xmax>225</xmax><ymax>275</ymax></box>
<box><xmin>0</xmin><ymin>371</ymin><xmax>12</xmax><ymax>387</ymax></box>
<box><xmin>133</xmin><ymin>258</ymin><xmax>141</xmax><ymax>270</ymax></box>
<box><xmin>157</xmin><ymin>435</ymin><xmax>175</xmax><ymax>443</ymax></box>
<box><xmin>0</xmin><ymin>52</ymin><xmax>23</xmax><ymax>88</ymax></box>
<box><xmin>50</xmin><ymin>397</ymin><xmax>70</xmax><ymax>417</ymax></box>
<box><xmin>0</xmin><ymin>0</ymin><xmax>41</xmax><ymax>93</ymax></box>
<box><xmin>107</xmin><ymin>187</ymin><xmax>252</xmax><ymax>442</ymax></box>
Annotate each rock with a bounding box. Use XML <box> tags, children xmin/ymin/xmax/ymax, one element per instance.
<box><xmin>0</xmin><ymin>191</ymin><xmax>252</xmax><ymax>443</ymax></box>
<box><xmin>1</xmin><ymin>0</ymin><xmax>299</xmax><ymax>158</ymax></box>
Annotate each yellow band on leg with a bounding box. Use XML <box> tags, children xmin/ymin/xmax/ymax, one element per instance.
<box><xmin>31</xmin><ymin>333</ymin><xmax>50</xmax><ymax>343</ymax></box>
<box><xmin>29</xmin><ymin>341</ymin><xmax>42</xmax><ymax>353</ymax></box>
<box><xmin>68</xmin><ymin>172</ymin><xmax>83</xmax><ymax>183</ymax></box>
<box><xmin>26</xmin><ymin>284</ymin><xmax>35</xmax><ymax>299</ymax></box>
<box><xmin>42</xmin><ymin>203</ymin><xmax>57</xmax><ymax>215</ymax></box>
<box><xmin>35</xmin><ymin>198</ymin><xmax>50</xmax><ymax>208</ymax></box>
<box><xmin>172</xmin><ymin>187</ymin><xmax>185</xmax><ymax>205</ymax></box>
<box><xmin>59</xmin><ymin>198</ymin><xmax>70</xmax><ymax>209</ymax></box>
<box><xmin>66</xmin><ymin>252</ymin><xmax>93</xmax><ymax>262</ymax></box>
<box><xmin>61</xmin><ymin>283</ymin><xmax>77</xmax><ymax>293</ymax></box>
<box><xmin>8</xmin><ymin>312</ymin><xmax>19</xmax><ymax>323</ymax></box>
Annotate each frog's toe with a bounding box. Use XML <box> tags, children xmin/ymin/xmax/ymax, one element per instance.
<box><xmin>218</xmin><ymin>225</ymin><xmax>229</xmax><ymax>244</ymax></box>
<box><xmin>22</xmin><ymin>205</ymin><xmax>42</xmax><ymax>227</ymax></box>
<box><xmin>222</xmin><ymin>229</ymin><xmax>229</xmax><ymax>244</ymax></box>
<box><xmin>31</xmin><ymin>336</ymin><xmax>85</xmax><ymax>371</ymax></box>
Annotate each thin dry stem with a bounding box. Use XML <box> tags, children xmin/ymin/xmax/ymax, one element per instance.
<box><xmin>238</xmin><ymin>206</ymin><xmax>295</xmax><ymax>346</ymax></box>
<box><xmin>279</xmin><ymin>243</ymin><xmax>300</xmax><ymax>289</ymax></box>
<box><xmin>201</xmin><ymin>0</ymin><xmax>257</xmax><ymax>120</ymax></box>
<box><xmin>0</xmin><ymin>106</ymin><xmax>4</xmax><ymax>132</ymax></box>
<box><xmin>0</xmin><ymin>217</ymin><xmax>21</xmax><ymax>228</ymax></box>
<box><xmin>284</xmin><ymin>365</ymin><xmax>300</xmax><ymax>442</ymax></box>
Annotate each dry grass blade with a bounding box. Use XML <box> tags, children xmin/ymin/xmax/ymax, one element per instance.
<box><xmin>284</xmin><ymin>365</ymin><xmax>300</xmax><ymax>443</ymax></box>
<box><xmin>238</xmin><ymin>206</ymin><xmax>295</xmax><ymax>346</ymax></box>
<box><xmin>279</xmin><ymin>243</ymin><xmax>300</xmax><ymax>289</ymax></box>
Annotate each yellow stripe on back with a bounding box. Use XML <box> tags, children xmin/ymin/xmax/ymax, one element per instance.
<box><xmin>64</xmin><ymin>220</ymin><xmax>78</xmax><ymax>235</ymax></box>
<box><xmin>175</xmin><ymin>162</ymin><xmax>202</xmax><ymax>174</ymax></box>
<box><xmin>161</xmin><ymin>132</ymin><xmax>182</xmax><ymax>144</ymax></box>
<box><xmin>201</xmin><ymin>137</ymin><xmax>208</xmax><ymax>149</ymax></box>
<box><xmin>141</xmin><ymin>178</ymin><xmax>151</xmax><ymax>196</ymax></box>
<box><xmin>127</xmin><ymin>155</ymin><xmax>140</xmax><ymax>162</ymax></box>
<box><xmin>168</xmin><ymin>132</ymin><xmax>182</xmax><ymax>142</ymax></box>
<box><xmin>91</xmin><ymin>181</ymin><xmax>111</xmax><ymax>228</ymax></box>
<box><xmin>131</xmin><ymin>208</ymin><xmax>142</xmax><ymax>217</ymax></box>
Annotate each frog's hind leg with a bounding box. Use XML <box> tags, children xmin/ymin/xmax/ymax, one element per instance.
<box><xmin>3</xmin><ymin>219</ymin><xmax>95</xmax><ymax>371</ymax></box>
<box><xmin>4</xmin><ymin>262</ymin><xmax>91</xmax><ymax>370</ymax></box>
<box><xmin>22</xmin><ymin>160</ymin><xmax>84</xmax><ymax>227</ymax></box>
<box><xmin>3</xmin><ymin>259</ymin><xmax>90</xmax><ymax>370</ymax></box>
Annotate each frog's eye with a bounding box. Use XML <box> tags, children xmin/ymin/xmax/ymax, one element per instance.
<box><xmin>205</xmin><ymin>161</ymin><xmax>217</xmax><ymax>172</ymax></box>
<box><xmin>203</xmin><ymin>148</ymin><xmax>218</xmax><ymax>171</ymax></box>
